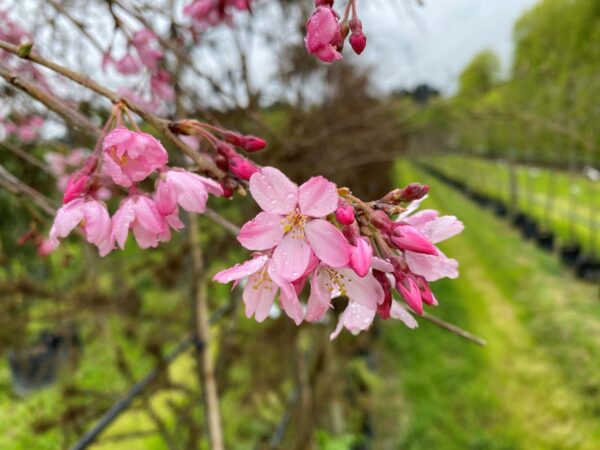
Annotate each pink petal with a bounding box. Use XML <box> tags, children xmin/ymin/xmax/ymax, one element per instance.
<box><xmin>213</xmin><ymin>255</ymin><xmax>268</xmax><ymax>283</ymax></box>
<box><xmin>304</xmin><ymin>219</ymin><xmax>350</xmax><ymax>268</ymax></box>
<box><xmin>305</xmin><ymin>267</ymin><xmax>331</xmax><ymax>322</ymax></box>
<box><xmin>279</xmin><ymin>286</ymin><xmax>304</xmax><ymax>325</ymax></box>
<box><xmin>419</xmin><ymin>215</ymin><xmax>464</xmax><ymax>244</ymax></box>
<box><xmin>390</xmin><ymin>301</ymin><xmax>419</xmax><ymax>329</ymax></box>
<box><xmin>111</xmin><ymin>198</ymin><xmax>136</xmax><ymax>249</ymax></box>
<box><xmin>330</xmin><ymin>302</ymin><xmax>376</xmax><ymax>340</ymax></box>
<box><xmin>305</xmin><ymin>6</ymin><xmax>338</xmax><ymax>52</ymax></box>
<box><xmin>243</xmin><ymin>272</ymin><xmax>278</xmax><ymax>322</ymax></box>
<box><xmin>272</xmin><ymin>234</ymin><xmax>312</xmax><ymax>281</ymax></box>
<box><xmin>340</xmin><ymin>268</ymin><xmax>384</xmax><ymax>309</ymax></box>
<box><xmin>391</xmin><ymin>225</ymin><xmax>438</xmax><ymax>255</ymax></box>
<box><xmin>249</xmin><ymin>167</ymin><xmax>298</xmax><ymax>215</ymax></box>
<box><xmin>405</xmin><ymin>251</ymin><xmax>459</xmax><ymax>282</ymax></box>
<box><xmin>403</xmin><ymin>209</ymin><xmax>439</xmax><ymax>228</ymax></box>
<box><xmin>155</xmin><ymin>178</ymin><xmax>178</xmax><ymax>216</ymax></box>
<box><xmin>298</xmin><ymin>176</ymin><xmax>338</xmax><ymax>217</ymax></box>
<box><xmin>237</xmin><ymin>212</ymin><xmax>285</xmax><ymax>251</ymax></box>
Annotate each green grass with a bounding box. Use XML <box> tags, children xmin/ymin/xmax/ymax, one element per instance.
<box><xmin>374</xmin><ymin>160</ymin><xmax>600</xmax><ymax>449</ymax></box>
<box><xmin>426</xmin><ymin>155</ymin><xmax>600</xmax><ymax>254</ymax></box>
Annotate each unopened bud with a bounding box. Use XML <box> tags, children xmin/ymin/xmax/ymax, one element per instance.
<box><xmin>216</xmin><ymin>141</ymin><xmax>237</xmax><ymax>158</ymax></box>
<box><xmin>336</xmin><ymin>203</ymin><xmax>355</xmax><ymax>225</ymax></box>
<box><xmin>370</xmin><ymin>210</ymin><xmax>393</xmax><ymax>232</ymax></box>
<box><xmin>214</xmin><ymin>153</ymin><xmax>229</xmax><ymax>172</ymax></box>
<box><xmin>383</xmin><ymin>183</ymin><xmax>429</xmax><ymax>204</ymax></box>
<box><xmin>169</xmin><ymin>119</ymin><xmax>200</xmax><ymax>135</ymax></box>
<box><xmin>229</xmin><ymin>155</ymin><xmax>259</xmax><ymax>180</ymax></box>
<box><xmin>349</xmin><ymin>32</ymin><xmax>367</xmax><ymax>55</ymax></box>
<box><xmin>63</xmin><ymin>172</ymin><xmax>91</xmax><ymax>204</ymax></box>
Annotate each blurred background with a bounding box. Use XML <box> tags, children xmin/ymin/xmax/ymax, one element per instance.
<box><xmin>1</xmin><ymin>0</ymin><xmax>600</xmax><ymax>448</ymax></box>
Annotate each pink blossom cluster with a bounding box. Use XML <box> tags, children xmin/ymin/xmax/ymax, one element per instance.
<box><xmin>1</xmin><ymin>115</ymin><xmax>44</xmax><ymax>143</ymax></box>
<box><xmin>183</xmin><ymin>0</ymin><xmax>252</xmax><ymax>31</ymax></box>
<box><xmin>103</xmin><ymin>29</ymin><xmax>174</xmax><ymax>113</ymax></box>
<box><xmin>305</xmin><ymin>0</ymin><xmax>367</xmax><ymax>63</ymax></box>
<box><xmin>0</xmin><ymin>10</ymin><xmax>52</xmax><ymax>94</ymax></box>
<box><xmin>48</xmin><ymin>126</ymin><xmax>223</xmax><ymax>256</ymax></box>
<box><xmin>170</xmin><ymin>119</ymin><xmax>266</xmax><ymax>196</ymax></box>
<box><xmin>214</xmin><ymin>167</ymin><xmax>463</xmax><ymax>338</ymax></box>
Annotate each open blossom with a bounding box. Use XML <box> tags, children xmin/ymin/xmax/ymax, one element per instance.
<box><xmin>155</xmin><ymin>167</ymin><xmax>223</xmax><ymax>215</ymax></box>
<box><xmin>305</xmin><ymin>6</ymin><xmax>343</xmax><ymax>63</ymax></box>
<box><xmin>238</xmin><ymin>167</ymin><xmax>350</xmax><ymax>281</ymax></box>
<box><xmin>112</xmin><ymin>194</ymin><xmax>180</xmax><ymax>250</ymax></box>
<box><xmin>114</xmin><ymin>54</ymin><xmax>141</xmax><ymax>75</ymax></box>
<box><xmin>213</xmin><ymin>253</ymin><xmax>304</xmax><ymax>324</ymax></box>
<box><xmin>184</xmin><ymin>0</ymin><xmax>251</xmax><ymax>29</ymax></box>
<box><xmin>49</xmin><ymin>198</ymin><xmax>112</xmax><ymax>256</ymax></box>
<box><xmin>102</xmin><ymin>127</ymin><xmax>168</xmax><ymax>187</ymax></box>
<box><xmin>132</xmin><ymin>29</ymin><xmax>163</xmax><ymax>71</ymax></box>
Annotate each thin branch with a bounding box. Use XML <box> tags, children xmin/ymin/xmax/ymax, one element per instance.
<box><xmin>0</xmin><ymin>62</ymin><xmax>100</xmax><ymax>139</ymax></box>
<box><xmin>0</xmin><ymin>141</ymin><xmax>54</xmax><ymax>175</ymax></box>
<box><xmin>0</xmin><ymin>163</ymin><xmax>57</xmax><ymax>215</ymax></box>
<box><xmin>0</xmin><ymin>39</ymin><xmax>225</xmax><ymax>178</ymax></box>
<box><xmin>421</xmin><ymin>311</ymin><xmax>487</xmax><ymax>346</ymax></box>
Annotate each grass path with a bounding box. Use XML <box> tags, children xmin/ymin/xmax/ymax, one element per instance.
<box><xmin>374</xmin><ymin>161</ymin><xmax>600</xmax><ymax>450</ymax></box>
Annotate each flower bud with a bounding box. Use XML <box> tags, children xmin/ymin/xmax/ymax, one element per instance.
<box><xmin>391</xmin><ymin>224</ymin><xmax>438</xmax><ymax>255</ymax></box>
<box><xmin>349</xmin><ymin>237</ymin><xmax>373</xmax><ymax>277</ymax></box>
<box><xmin>336</xmin><ymin>202</ymin><xmax>355</xmax><ymax>225</ymax></box>
<box><xmin>216</xmin><ymin>141</ymin><xmax>237</xmax><ymax>158</ymax></box>
<box><xmin>222</xmin><ymin>130</ymin><xmax>267</xmax><ymax>152</ymax></box>
<box><xmin>214</xmin><ymin>153</ymin><xmax>229</xmax><ymax>172</ymax></box>
<box><xmin>349</xmin><ymin>32</ymin><xmax>367</xmax><ymax>55</ymax></box>
<box><xmin>370</xmin><ymin>210</ymin><xmax>393</xmax><ymax>232</ymax></box>
<box><xmin>229</xmin><ymin>155</ymin><xmax>259</xmax><ymax>180</ymax></box>
<box><xmin>396</xmin><ymin>273</ymin><xmax>423</xmax><ymax>315</ymax></box>
<box><xmin>383</xmin><ymin>183</ymin><xmax>429</xmax><ymax>204</ymax></box>
<box><xmin>63</xmin><ymin>172</ymin><xmax>91</xmax><ymax>204</ymax></box>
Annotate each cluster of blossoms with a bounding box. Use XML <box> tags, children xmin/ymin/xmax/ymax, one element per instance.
<box><xmin>103</xmin><ymin>29</ymin><xmax>174</xmax><ymax>113</ymax></box>
<box><xmin>169</xmin><ymin>119</ymin><xmax>266</xmax><ymax>196</ymax></box>
<box><xmin>47</xmin><ymin>111</ymin><xmax>229</xmax><ymax>256</ymax></box>
<box><xmin>305</xmin><ymin>0</ymin><xmax>367</xmax><ymax>63</ymax></box>
<box><xmin>184</xmin><ymin>0</ymin><xmax>252</xmax><ymax>32</ymax></box>
<box><xmin>214</xmin><ymin>167</ymin><xmax>463</xmax><ymax>338</ymax></box>
<box><xmin>1</xmin><ymin>115</ymin><xmax>44</xmax><ymax>143</ymax></box>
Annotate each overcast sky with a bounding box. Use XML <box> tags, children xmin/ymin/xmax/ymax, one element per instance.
<box><xmin>350</xmin><ymin>0</ymin><xmax>540</xmax><ymax>93</ymax></box>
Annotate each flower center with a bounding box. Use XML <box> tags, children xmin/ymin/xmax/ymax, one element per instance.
<box><xmin>110</xmin><ymin>147</ymin><xmax>129</xmax><ymax>164</ymax></box>
<box><xmin>325</xmin><ymin>267</ymin><xmax>351</xmax><ymax>297</ymax></box>
<box><xmin>250</xmin><ymin>266</ymin><xmax>275</xmax><ymax>292</ymax></box>
<box><xmin>282</xmin><ymin>212</ymin><xmax>308</xmax><ymax>238</ymax></box>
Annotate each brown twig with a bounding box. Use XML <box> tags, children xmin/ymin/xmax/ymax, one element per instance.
<box><xmin>0</xmin><ymin>39</ymin><xmax>225</xmax><ymax>178</ymax></box>
<box><xmin>0</xmin><ymin>163</ymin><xmax>57</xmax><ymax>215</ymax></box>
<box><xmin>421</xmin><ymin>311</ymin><xmax>487</xmax><ymax>346</ymax></box>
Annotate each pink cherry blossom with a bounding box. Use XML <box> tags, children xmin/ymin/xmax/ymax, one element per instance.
<box><xmin>335</xmin><ymin>202</ymin><xmax>355</xmax><ymax>225</ymax></box>
<box><xmin>49</xmin><ymin>198</ymin><xmax>113</xmax><ymax>256</ymax></box>
<box><xmin>132</xmin><ymin>29</ymin><xmax>163</xmax><ymax>71</ymax></box>
<box><xmin>155</xmin><ymin>167</ymin><xmax>223</xmax><ymax>215</ymax></box>
<box><xmin>348</xmin><ymin>237</ymin><xmax>372</xmax><ymax>277</ymax></box>
<box><xmin>213</xmin><ymin>254</ymin><xmax>304</xmax><ymax>325</ymax></box>
<box><xmin>102</xmin><ymin>127</ymin><xmax>168</xmax><ymax>187</ymax></box>
<box><xmin>348</xmin><ymin>17</ymin><xmax>366</xmax><ymax>55</ymax></box>
<box><xmin>238</xmin><ymin>167</ymin><xmax>350</xmax><ymax>281</ymax></box>
<box><xmin>305</xmin><ymin>6</ymin><xmax>343</xmax><ymax>63</ymax></box>
<box><xmin>150</xmin><ymin>70</ymin><xmax>176</xmax><ymax>101</ymax></box>
<box><xmin>306</xmin><ymin>263</ymin><xmax>383</xmax><ymax>325</ymax></box>
<box><xmin>114</xmin><ymin>54</ymin><xmax>141</xmax><ymax>75</ymax></box>
<box><xmin>111</xmin><ymin>194</ymin><xmax>177</xmax><ymax>250</ymax></box>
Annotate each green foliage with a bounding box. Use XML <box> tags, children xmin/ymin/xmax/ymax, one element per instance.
<box><xmin>457</xmin><ymin>50</ymin><xmax>501</xmax><ymax>96</ymax></box>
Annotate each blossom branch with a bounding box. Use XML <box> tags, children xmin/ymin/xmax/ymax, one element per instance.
<box><xmin>0</xmin><ymin>39</ymin><xmax>225</xmax><ymax>178</ymax></box>
<box><xmin>0</xmin><ymin>62</ymin><xmax>100</xmax><ymax>139</ymax></box>
<box><xmin>0</xmin><ymin>164</ymin><xmax>57</xmax><ymax>215</ymax></box>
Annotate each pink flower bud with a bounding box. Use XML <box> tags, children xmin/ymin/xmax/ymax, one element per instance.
<box><xmin>222</xmin><ymin>131</ymin><xmax>267</xmax><ymax>152</ymax></box>
<box><xmin>214</xmin><ymin>153</ymin><xmax>229</xmax><ymax>172</ymax></box>
<box><xmin>383</xmin><ymin>183</ymin><xmax>429</xmax><ymax>204</ymax></box>
<box><xmin>390</xmin><ymin>224</ymin><xmax>438</xmax><ymax>255</ymax></box>
<box><xmin>220</xmin><ymin>181</ymin><xmax>234</xmax><ymax>198</ymax></box>
<box><xmin>216</xmin><ymin>141</ymin><xmax>237</xmax><ymax>158</ymax></box>
<box><xmin>349</xmin><ymin>237</ymin><xmax>373</xmax><ymax>277</ymax></box>
<box><xmin>63</xmin><ymin>172</ymin><xmax>91</xmax><ymax>204</ymax></box>
<box><xmin>396</xmin><ymin>273</ymin><xmax>423</xmax><ymax>315</ymax></box>
<box><xmin>336</xmin><ymin>203</ymin><xmax>355</xmax><ymax>225</ymax></box>
<box><xmin>229</xmin><ymin>155</ymin><xmax>259</xmax><ymax>180</ymax></box>
<box><xmin>349</xmin><ymin>32</ymin><xmax>367</xmax><ymax>55</ymax></box>
<box><xmin>370</xmin><ymin>210</ymin><xmax>393</xmax><ymax>232</ymax></box>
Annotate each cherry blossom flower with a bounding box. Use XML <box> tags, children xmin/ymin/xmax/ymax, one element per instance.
<box><xmin>155</xmin><ymin>167</ymin><xmax>223</xmax><ymax>215</ymax></box>
<box><xmin>49</xmin><ymin>198</ymin><xmax>112</xmax><ymax>256</ymax></box>
<box><xmin>305</xmin><ymin>6</ymin><xmax>343</xmax><ymax>63</ymax></box>
<box><xmin>102</xmin><ymin>127</ymin><xmax>168</xmax><ymax>187</ymax></box>
<box><xmin>132</xmin><ymin>29</ymin><xmax>163</xmax><ymax>71</ymax></box>
<box><xmin>114</xmin><ymin>54</ymin><xmax>141</xmax><ymax>75</ymax></box>
<box><xmin>238</xmin><ymin>167</ymin><xmax>350</xmax><ymax>281</ymax></box>
<box><xmin>111</xmin><ymin>194</ymin><xmax>178</xmax><ymax>250</ymax></box>
<box><xmin>213</xmin><ymin>253</ymin><xmax>304</xmax><ymax>324</ymax></box>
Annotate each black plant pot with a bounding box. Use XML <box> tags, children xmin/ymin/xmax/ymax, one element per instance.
<box><xmin>561</xmin><ymin>243</ymin><xmax>582</xmax><ymax>267</ymax></box>
<box><xmin>575</xmin><ymin>256</ymin><xmax>600</xmax><ymax>282</ymax></box>
<box><xmin>521</xmin><ymin>217</ymin><xmax>539</xmax><ymax>240</ymax></box>
<box><xmin>494</xmin><ymin>200</ymin><xmax>508</xmax><ymax>217</ymax></box>
<box><xmin>536</xmin><ymin>230</ymin><xmax>555</xmax><ymax>251</ymax></box>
